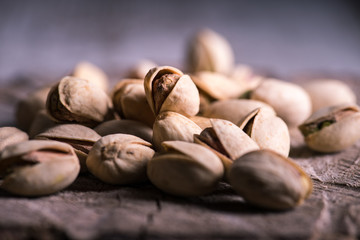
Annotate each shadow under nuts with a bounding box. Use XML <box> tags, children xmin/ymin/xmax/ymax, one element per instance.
<box><xmin>147</xmin><ymin>141</ymin><xmax>224</xmax><ymax>196</ymax></box>
<box><xmin>299</xmin><ymin>103</ymin><xmax>360</xmax><ymax>152</ymax></box>
<box><xmin>229</xmin><ymin>150</ymin><xmax>312</xmax><ymax>210</ymax></box>
<box><xmin>86</xmin><ymin>134</ymin><xmax>155</xmax><ymax>185</ymax></box>
<box><xmin>144</xmin><ymin>66</ymin><xmax>200</xmax><ymax>117</ymax></box>
<box><xmin>0</xmin><ymin>140</ymin><xmax>80</xmax><ymax>196</ymax></box>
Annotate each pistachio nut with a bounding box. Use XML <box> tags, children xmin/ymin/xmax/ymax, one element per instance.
<box><xmin>71</xmin><ymin>61</ymin><xmax>109</xmax><ymax>92</ymax></box>
<box><xmin>194</xmin><ymin>119</ymin><xmax>259</xmax><ymax>174</ymax></box>
<box><xmin>86</xmin><ymin>134</ymin><xmax>155</xmax><ymax>185</ymax></box>
<box><xmin>229</xmin><ymin>64</ymin><xmax>263</xmax><ymax>92</ymax></box>
<box><xmin>191</xmin><ymin>71</ymin><xmax>248</xmax><ymax>100</ymax></box>
<box><xmin>144</xmin><ymin>66</ymin><xmax>200</xmax><ymax>117</ymax></box>
<box><xmin>153</xmin><ymin>111</ymin><xmax>202</xmax><ymax>151</ymax></box>
<box><xmin>0</xmin><ymin>140</ymin><xmax>80</xmax><ymax>196</ymax></box>
<box><xmin>112</xmin><ymin>79</ymin><xmax>155</xmax><ymax>127</ymax></box>
<box><xmin>303</xmin><ymin>79</ymin><xmax>356</xmax><ymax>112</ymax></box>
<box><xmin>46</xmin><ymin>76</ymin><xmax>114</xmax><ymax>127</ymax></box>
<box><xmin>229</xmin><ymin>150</ymin><xmax>312</xmax><ymax>210</ymax></box>
<box><xmin>186</xmin><ymin>29</ymin><xmax>234</xmax><ymax>74</ymax></box>
<box><xmin>299</xmin><ymin>103</ymin><xmax>360</xmax><ymax>152</ymax></box>
<box><xmin>189</xmin><ymin>116</ymin><xmax>212</xmax><ymax>130</ymax></box>
<box><xmin>147</xmin><ymin>141</ymin><xmax>224</xmax><ymax>196</ymax></box>
<box><xmin>125</xmin><ymin>59</ymin><xmax>157</xmax><ymax>79</ymax></box>
<box><xmin>0</xmin><ymin>127</ymin><xmax>29</xmax><ymax>152</ymax></box>
<box><xmin>35</xmin><ymin>124</ymin><xmax>101</xmax><ymax>171</ymax></box>
<box><xmin>94</xmin><ymin>119</ymin><xmax>153</xmax><ymax>143</ymax></box>
<box><xmin>15</xmin><ymin>86</ymin><xmax>51</xmax><ymax>131</ymax></box>
<box><xmin>202</xmin><ymin>99</ymin><xmax>275</xmax><ymax>125</ymax></box>
<box><xmin>238</xmin><ymin>107</ymin><xmax>290</xmax><ymax>157</ymax></box>
<box><xmin>27</xmin><ymin>110</ymin><xmax>57</xmax><ymax>138</ymax></box>
<box><xmin>251</xmin><ymin>79</ymin><xmax>312</xmax><ymax>128</ymax></box>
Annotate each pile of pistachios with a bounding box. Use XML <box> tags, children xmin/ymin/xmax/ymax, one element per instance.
<box><xmin>1</xmin><ymin>29</ymin><xmax>359</xmax><ymax>211</ymax></box>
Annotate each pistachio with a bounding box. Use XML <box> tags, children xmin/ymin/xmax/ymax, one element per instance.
<box><xmin>125</xmin><ymin>60</ymin><xmax>157</xmax><ymax>79</ymax></box>
<box><xmin>144</xmin><ymin>66</ymin><xmax>200</xmax><ymax>117</ymax></box>
<box><xmin>86</xmin><ymin>134</ymin><xmax>155</xmax><ymax>185</ymax></box>
<box><xmin>303</xmin><ymin>79</ymin><xmax>356</xmax><ymax>112</ymax></box>
<box><xmin>191</xmin><ymin>71</ymin><xmax>248</xmax><ymax>100</ymax></box>
<box><xmin>299</xmin><ymin>103</ymin><xmax>360</xmax><ymax>152</ymax></box>
<box><xmin>202</xmin><ymin>99</ymin><xmax>275</xmax><ymax>125</ymax></box>
<box><xmin>72</xmin><ymin>61</ymin><xmax>109</xmax><ymax>92</ymax></box>
<box><xmin>153</xmin><ymin>111</ymin><xmax>202</xmax><ymax>151</ymax></box>
<box><xmin>15</xmin><ymin>86</ymin><xmax>51</xmax><ymax>131</ymax></box>
<box><xmin>189</xmin><ymin>116</ymin><xmax>212</xmax><ymax>130</ymax></box>
<box><xmin>238</xmin><ymin>107</ymin><xmax>290</xmax><ymax>157</ymax></box>
<box><xmin>147</xmin><ymin>141</ymin><xmax>224</xmax><ymax>196</ymax></box>
<box><xmin>46</xmin><ymin>76</ymin><xmax>114</xmax><ymax>127</ymax></box>
<box><xmin>194</xmin><ymin>119</ymin><xmax>259</xmax><ymax>174</ymax></box>
<box><xmin>112</xmin><ymin>79</ymin><xmax>155</xmax><ymax>127</ymax></box>
<box><xmin>186</xmin><ymin>29</ymin><xmax>234</xmax><ymax>74</ymax></box>
<box><xmin>251</xmin><ymin>79</ymin><xmax>312</xmax><ymax>128</ymax></box>
<box><xmin>229</xmin><ymin>64</ymin><xmax>263</xmax><ymax>92</ymax></box>
<box><xmin>28</xmin><ymin>110</ymin><xmax>57</xmax><ymax>138</ymax></box>
<box><xmin>229</xmin><ymin>150</ymin><xmax>312</xmax><ymax>210</ymax></box>
<box><xmin>0</xmin><ymin>127</ymin><xmax>29</xmax><ymax>152</ymax></box>
<box><xmin>35</xmin><ymin>124</ymin><xmax>101</xmax><ymax>171</ymax></box>
<box><xmin>94</xmin><ymin>119</ymin><xmax>153</xmax><ymax>143</ymax></box>
<box><xmin>0</xmin><ymin>140</ymin><xmax>80</xmax><ymax>196</ymax></box>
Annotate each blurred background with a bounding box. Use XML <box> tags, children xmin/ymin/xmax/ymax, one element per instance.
<box><xmin>1</xmin><ymin>0</ymin><xmax>360</xmax><ymax>85</ymax></box>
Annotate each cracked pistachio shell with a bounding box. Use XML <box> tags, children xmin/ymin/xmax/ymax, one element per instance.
<box><xmin>153</xmin><ymin>111</ymin><xmax>202</xmax><ymax>151</ymax></box>
<box><xmin>299</xmin><ymin>103</ymin><xmax>360</xmax><ymax>152</ymax></box>
<box><xmin>125</xmin><ymin>60</ymin><xmax>157</xmax><ymax>79</ymax></box>
<box><xmin>187</xmin><ymin>29</ymin><xmax>234</xmax><ymax>74</ymax></box>
<box><xmin>238</xmin><ymin>107</ymin><xmax>290</xmax><ymax>157</ymax></box>
<box><xmin>229</xmin><ymin>150</ymin><xmax>312</xmax><ymax>210</ymax></box>
<box><xmin>303</xmin><ymin>79</ymin><xmax>356</xmax><ymax>113</ymax></box>
<box><xmin>194</xmin><ymin>119</ymin><xmax>259</xmax><ymax>175</ymax></box>
<box><xmin>72</xmin><ymin>61</ymin><xmax>109</xmax><ymax>92</ymax></box>
<box><xmin>0</xmin><ymin>127</ymin><xmax>29</xmax><ymax>152</ymax></box>
<box><xmin>35</xmin><ymin>124</ymin><xmax>101</xmax><ymax>171</ymax></box>
<box><xmin>251</xmin><ymin>79</ymin><xmax>312</xmax><ymax>128</ymax></box>
<box><xmin>0</xmin><ymin>140</ymin><xmax>80</xmax><ymax>196</ymax></box>
<box><xmin>28</xmin><ymin>110</ymin><xmax>57</xmax><ymax>138</ymax></box>
<box><xmin>15</xmin><ymin>86</ymin><xmax>51</xmax><ymax>131</ymax></box>
<box><xmin>191</xmin><ymin>71</ymin><xmax>248</xmax><ymax>100</ymax></box>
<box><xmin>94</xmin><ymin>119</ymin><xmax>153</xmax><ymax>143</ymax></box>
<box><xmin>229</xmin><ymin>64</ymin><xmax>263</xmax><ymax>92</ymax></box>
<box><xmin>147</xmin><ymin>141</ymin><xmax>224</xmax><ymax>196</ymax></box>
<box><xmin>202</xmin><ymin>99</ymin><xmax>275</xmax><ymax>125</ymax></box>
<box><xmin>144</xmin><ymin>66</ymin><xmax>200</xmax><ymax>116</ymax></box>
<box><xmin>112</xmin><ymin>79</ymin><xmax>155</xmax><ymax>127</ymax></box>
<box><xmin>86</xmin><ymin>134</ymin><xmax>155</xmax><ymax>185</ymax></box>
<box><xmin>46</xmin><ymin>76</ymin><xmax>114</xmax><ymax>127</ymax></box>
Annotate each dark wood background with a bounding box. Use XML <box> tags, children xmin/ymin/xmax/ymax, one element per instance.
<box><xmin>1</xmin><ymin>1</ymin><xmax>360</xmax><ymax>239</ymax></box>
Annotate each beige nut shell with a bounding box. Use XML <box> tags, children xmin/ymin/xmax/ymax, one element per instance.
<box><xmin>147</xmin><ymin>141</ymin><xmax>224</xmax><ymax>196</ymax></box>
<box><xmin>72</xmin><ymin>61</ymin><xmax>109</xmax><ymax>92</ymax></box>
<box><xmin>144</xmin><ymin>66</ymin><xmax>200</xmax><ymax>116</ymax></box>
<box><xmin>0</xmin><ymin>127</ymin><xmax>29</xmax><ymax>152</ymax></box>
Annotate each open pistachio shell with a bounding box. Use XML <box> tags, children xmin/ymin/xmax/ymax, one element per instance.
<box><xmin>186</xmin><ymin>29</ymin><xmax>234</xmax><ymax>74</ymax></box>
<box><xmin>238</xmin><ymin>107</ymin><xmax>290</xmax><ymax>157</ymax></box>
<box><xmin>202</xmin><ymin>99</ymin><xmax>275</xmax><ymax>124</ymax></box>
<box><xmin>112</xmin><ymin>79</ymin><xmax>155</xmax><ymax>127</ymax></box>
<box><xmin>191</xmin><ymin>71</ymin><xmax>247</xmax><ymax>100</ymax></box>
<box><xmin>35</xmin><ymin>124</ymin><xmax>101</xmax><ymax>171</ymax></box>
<box><xmin>144</xmin><ymin>66</ymin><xmax>200</xmax><ymax>117</ymax></box>
<box><xmin>72</xmin><ymin>61</ymin><xmax>109</xmax><ymax>92</ymax></box>
<box><xmin>86</xmin><ymin>134</ymin><xmax>155</xmax><ymax>185</ymax></box>
<box><xmin>194</xmin><ymin>119</ymin><xmax>259</xmax><ymax>175</ymax></box>
<box><xmin>229</xmin><ymin>150</ymin><xmax>312</xmax><ymax>210</ymax></box>
<box><xmin>94</xmin><ymin>119</ymin><xmax>153</xmax><ymax>143</ymax></box>
<box><xmin>189</xmin><ymin>116</ymin><xmax>212</xmax><ymax>130</ymax></box>
<box><xmin>0</xmin><ymin>127</ymin><xmax>29</xmax><ymax>152</ymax></box>
<box><xmin>153</xmin><ymin>111</ymin><xmax>202</xmax><ymax>151</ymax></box>
<box><xmin>303</xmin><ymin>79</ymin><xmax>357</xmax><ymax>113</ymax></box>
<box><xmin>46</xmin><ymin>76</ymin><xmax>114</xmax><ymax>127</ymax></box>
<box><xmin>125</xmin><ymin>59</ymin><xmax>157</xmax><ymax>79</ymax></box>
<box><xmin>251</xmin><ymin>79</ymin><xmax>312</xmax><ymax>128</ymax></box>
<box><xmin>299</xmin><ymin>103</ymin><xmax>360</xmax><ymax>152</ymax></box>
<box><xmin>147</xmin><ymin>141</ymin><xmax>224</xmax><ymax>196</ymax></box>
<box><xmin>0</xmin><ymin>140</ymin><xmax>80</xmax><ymax>196</ymax></box>
<box><xmin>229</xmin><ymin>64</ymin><xmax>263</xmax><ymax>92</ymax></box>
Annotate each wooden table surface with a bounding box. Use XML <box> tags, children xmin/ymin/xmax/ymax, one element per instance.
<box><xmin>1</xmin><ymin>1</ymin><xmax>360</xmax><ymax>239</ymax></box>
